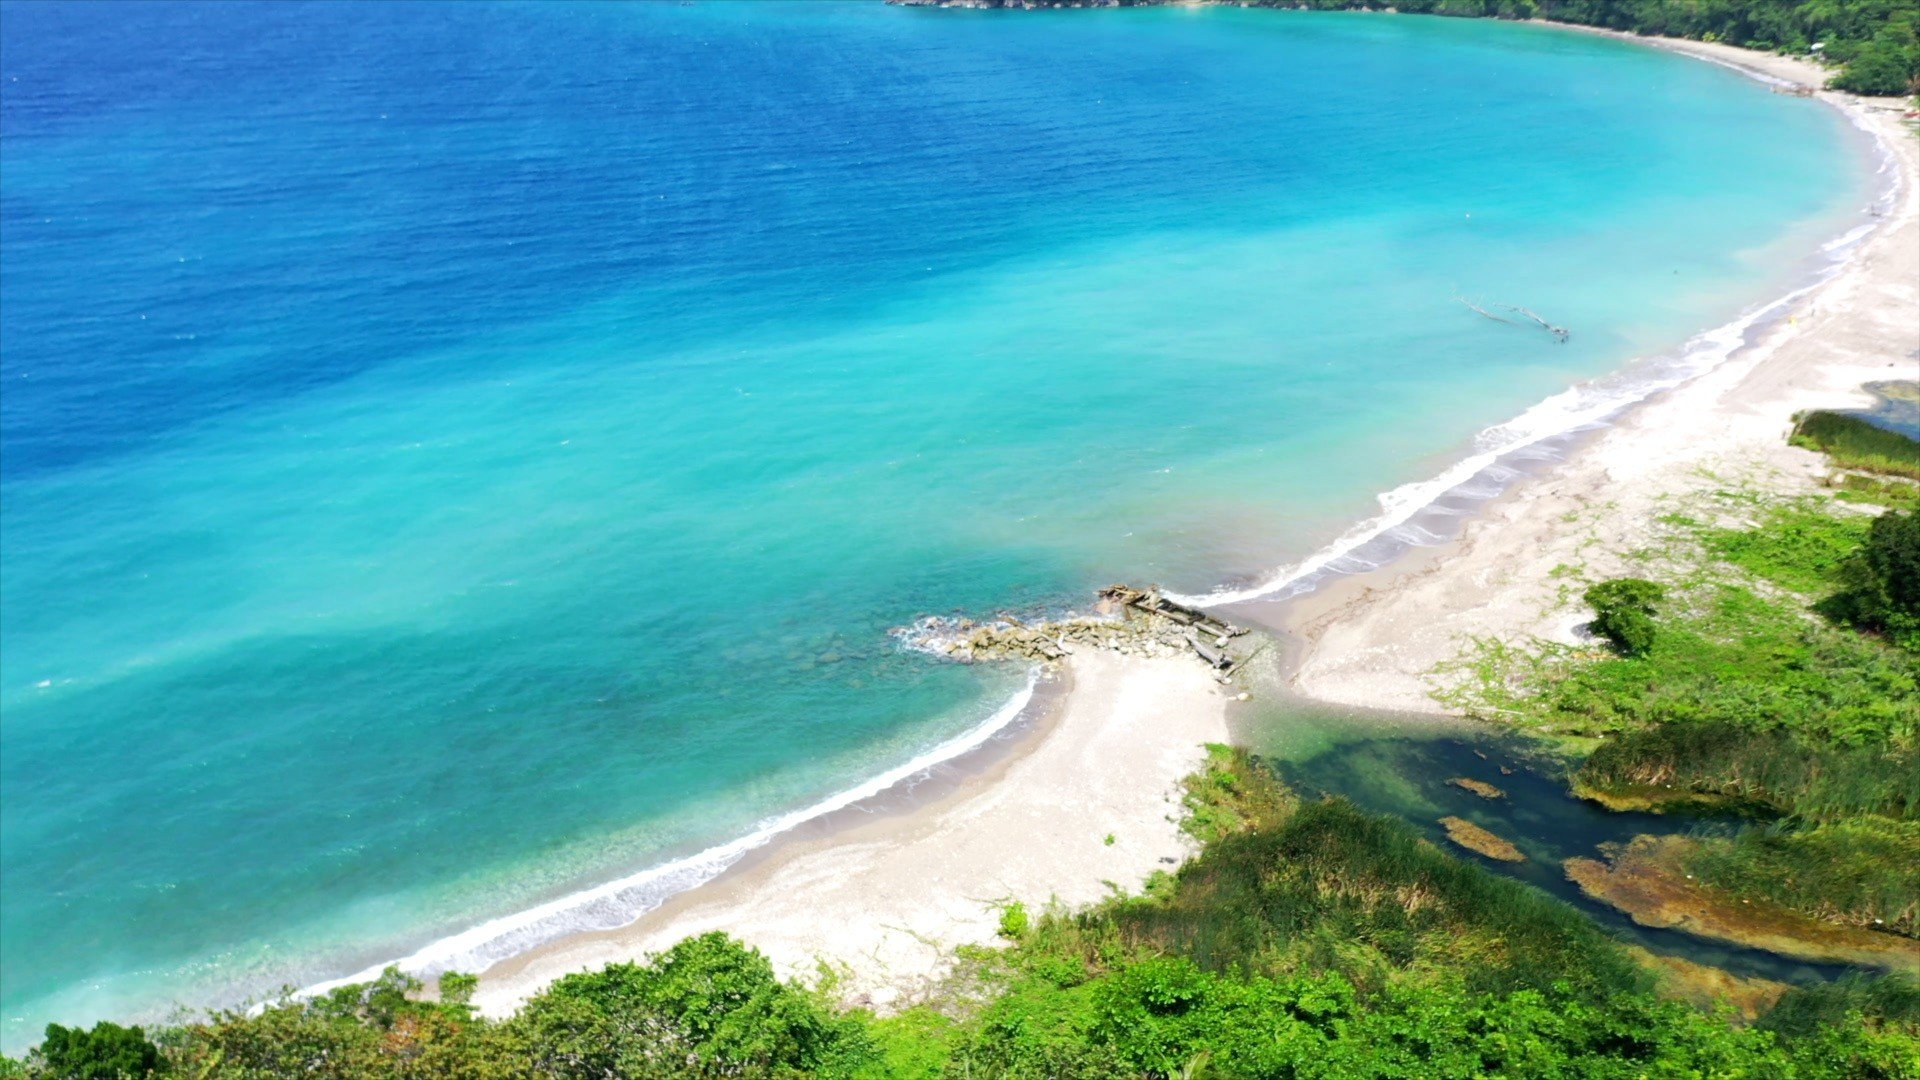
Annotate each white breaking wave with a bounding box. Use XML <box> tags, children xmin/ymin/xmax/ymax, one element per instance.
<box><xmin>299</xmin><ymin>670</ymin><xmax>1039</xmax><ymax>998</ymax></box>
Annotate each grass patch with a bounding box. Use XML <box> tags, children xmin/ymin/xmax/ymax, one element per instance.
<box><xmin>1578</xmin><ymin>722</ymin><xmax>1919</xmax><ymax>823</ymax></box>
<box><xmin>1440</xmin><ymin>488</ymin><xmax>1919</xmax><ymax>945</ymax></box>
<box><xmin>1446</xmin><ymin>578</ymin><xmax>1919</xmax><ymax>756</ymax></box>
<box><xmin>1832</xmin><ymin>472</ymin><xmax>1920</xmax><ymax>511</ymax></box>
<box><xmin>1792</xmin><ymin>410</ymin><xmax>1920</xmax><ymax>480</ymax></box>
<box><xmin>1178</xmin><ymin>742</ymin><xmax>1294</xmax><ymax>846</ymax></box>
<box><xmin>1685</xmin><ymin>819</ymin><xmax>1920</xmax><ymax>937</ymax></box>
<box><xmin>1698</xmin><ymin>498</ymin><xmax>1869</xmax><ymax>596</ymax></box>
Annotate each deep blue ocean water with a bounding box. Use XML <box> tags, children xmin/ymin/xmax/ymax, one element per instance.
<box><xmin>0</xmin><ymin>0</ymin><xmax>1871</xmax><ymax>1044</ymax></box>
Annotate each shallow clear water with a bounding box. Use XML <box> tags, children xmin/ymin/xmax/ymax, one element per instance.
<box><xmin>0</xmin><ymin>0</ymin><xmax>1870</xmax><ymax>1043</ymax></box>
<box><xmin>1238</xmin><ymin>693</ymin><xmax>1851</xmax><ymax>986</ymax></box>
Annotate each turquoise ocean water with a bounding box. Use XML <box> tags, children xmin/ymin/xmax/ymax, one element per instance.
<box><xmin>0</xmin><ymin>0</ymin><xmax>1874</xmax><ymax>1044</ymax></box>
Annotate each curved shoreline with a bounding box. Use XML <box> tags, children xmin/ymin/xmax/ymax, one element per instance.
<box><xmin>1280</xmin><ymin>42</ymin><xmax>1918</xmax><ymax>714</ymax></box>
<box><xmin>1173</xmin><ymin>39</ymin><xmax>1904</xmax><ymax>613</ymax></box>
<box><xmin>346</xmin><ymin>31</ymin><xmax>1912</xmax><ymax>1017</ymax></box>
<box><xmin>300</xmin><ymin>669</ymin><xmax>1046</xmax><ymax>1000</ymax></box>
<box><xmin>472</xmin><ymin>650</ymin><xmax>1229</xmax><ymax>1015</ymax></box>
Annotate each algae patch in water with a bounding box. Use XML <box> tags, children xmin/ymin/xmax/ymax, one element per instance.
<box><xmin>1439</xmin><ymin>816</ymin><xmax>1526</xmax><ymax>862</ymax></box>
<box><xmin>1565</xmin><ymin>835</ymin><xmax>1920</xmax><ymax>973</ymax></box>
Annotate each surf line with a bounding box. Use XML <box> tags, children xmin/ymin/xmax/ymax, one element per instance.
<box><xmin>296</xmin><ymin>669</ymin><xmax>1040</xmax><ymax>1000</ymax></box>
<box><xmin>1171</xmin><ymin>84</ymin><xmax>1905</xmax><ymax>611</ymax></box>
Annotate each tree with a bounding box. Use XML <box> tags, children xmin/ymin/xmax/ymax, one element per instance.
<box><xmin>508</xmin><ymin>933</ymin><xmax>867</xmax><ymax>1077</ymax></box>
<box><xmin>1832</xmin><ymin>35</ymin><xmax>1919</xmax><ymax>93</ymax></box>
<box><xmin>29</xmin><ymin>1023</ymin><xmax>163</xmax><ymax>1080</ymax></box>
<box><xmin>1584</xmin><ymin>578</ymin><xmax>1666</xmax><ymax>657</ymax></box>
<box><xmin>1837</xmin><ymin>510</ymin><xmax>1920</xmax><ymax>647</ymax></box>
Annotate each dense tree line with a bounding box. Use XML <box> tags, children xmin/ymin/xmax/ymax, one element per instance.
<box><xmin>7</xmin><ymin>755</ymin><xmax>1918</xmax><ymax>1077</ymax></box>
<box><xmin>913</xmin><ymin>0</ymin><xmax>1920</xmax><ymax>96</ymax></box>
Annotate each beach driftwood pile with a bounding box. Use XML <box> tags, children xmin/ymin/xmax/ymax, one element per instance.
<box><xmin>891</xmin><ymin>585</ymin><xmax>1249</xmax><ymax>678</ymax></box>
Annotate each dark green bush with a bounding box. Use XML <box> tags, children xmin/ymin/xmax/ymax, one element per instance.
<box><xmin>1830</xmin><ymin>30</ymin><xmax>1920</xmax><ymax>94</ymax></box>
<box><xmin>507</xmin><ymin>932</ymin><xmax>866</xmax><ymax>1077</ymax></box>
<box><xmin>1835</xmin><ymin>509</ymin><xmax>1920</xmax><ymax>648</ymax></box>
<box><xmin>28</xmin><ymin>1024</ymin><xmax>163</xmax><ymax>1080</ymax></box>
<box><xmin>1584</xmin><ymin>577</ymin><xmax>1666</xmax><ymax>656</ymax></box>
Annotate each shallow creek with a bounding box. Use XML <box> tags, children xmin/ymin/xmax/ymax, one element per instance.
<box><xmin>1232</xmin><ymin>683</ymin><xmax>1856</xmax><ymax>988</ymax></box>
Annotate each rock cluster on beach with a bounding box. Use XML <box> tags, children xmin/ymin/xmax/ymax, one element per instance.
<box><xmin>892</xmin><ymin>586</ymin><xmax>1249</xmax><ymax>673</ymax></box>
<box><xmin>903</xmin><ymin>613</ymin><xmax>1195</xmax><ymax>664</ymax></box>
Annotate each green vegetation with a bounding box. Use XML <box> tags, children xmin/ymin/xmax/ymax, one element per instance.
<box><xmin>1582</xmin><ymin>577</ymin><xmax>1665</xmax><ymax>656</ymax></box>
<box><xmin>1353</xmin><ymin>0</ymin><xmax>1920</xmax><ymax>95</ymax></box>
<box><xmin>13</xmin><ymin>750</ymin><xmax>1919</xmax><ymax>1077</ymax></box>
<box><xmin>1687</xmin><ymin>818</ymin><xmax>1920</xmax><ymax>936</ymax></box>
<box><xmin>1834</xmin><ymin>508</ymin><xmax>1920</xmax><ymax>649</ymax></box>
<box><xmin>25</xmin><ymin>1024</ymin><xmax>161</xmax><ymax>1080</ymax></box>
<box><xmin>1793</xmin><ymin>410</ymin><xmax>1920</xmax><ymax>480</ymax></box>
<box><xmin>998</xmin><ymin>901</ymin><xmax>1031</xmax><ymax>941</ymax></box>
<box><xmin>1834</xmin><ymin>471</ymin><xmax>1920</xmax><ymax>511</ymax></box>
<box><xmin>1443</xmin><ymin>458</ymin><xmax>1920</xmax><ymax>946</ymax></box>
<box><xmin>1699</xmin><ymin>496</ymin><xmax>1870</xmax><ymax>595</ymax></box>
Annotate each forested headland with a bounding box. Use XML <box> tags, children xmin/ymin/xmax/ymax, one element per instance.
<box><xmin>895</xmin><ymin>0</ymin><xmax>1920</xmax><ymax>96</ymax></box>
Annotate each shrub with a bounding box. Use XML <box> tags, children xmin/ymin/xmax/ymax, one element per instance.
<box><xmin>437</xmin><ymin>971</ymin><xmax>478</xmax><ymax>1008</ymax></box>
<box><xmin>998</xmin><ymin>900</ymin><xmax>1031</xmax><ymax>941</ymax></box>
<box><xmin>1584</xmin><ymin>578</ymin><xmax>1666</xmax><ymax>656</ymax></box>
<box><xmin>28</xmin><ymin>1023</ymin><xmax>163</xmax><ymax>1080</ymax></box>
<box><xmin>508</xmin><ymin>931</ymin><xmax>865</xmax><ymax>1076</ymax></box>
<box><xmin>1836</xmin><ymin>509</ymin><xmax>1920</xmax><ymax>648</ymax></box>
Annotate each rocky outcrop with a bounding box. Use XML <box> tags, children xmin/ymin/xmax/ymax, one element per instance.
<box><xmin>891</xmin><ymin>585</ymin><xmax>1252</xmax><ymax>675</ymax></box>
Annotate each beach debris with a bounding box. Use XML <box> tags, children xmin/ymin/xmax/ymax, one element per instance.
<box><xmin>1456</xmin><ymin>296</ymin><xmax>1517</xmax><ymax>325</ymax></box>
<box><xmin>1498</xmin><ymin>304</ymin><xmax>1571</xmax><ymax>343</ymax></box>
<box><xmin>890</xmin><ymin>585</ymin><xmax>1249</xmax><ymax>676</ymax></box>
<box><xmin>1439</xmin><ymin>816</ymin><xmax>1526</xmax><ymax>862</ymax></box>
<box><xmin>1455</xmin><ymin>296</ymin><xmax>1569</xmax><ymax>343</ymax></box>
<box><xmin>1448</xmin><ymin>777</ymin><xmax>1508</xmax><ymax>800</ymax></box>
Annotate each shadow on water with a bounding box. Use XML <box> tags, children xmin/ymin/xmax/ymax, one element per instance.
<box><xmin>1234</xmin><ymin>692</ymin><xmax>1854</xmax><ymax>987</ymax></box>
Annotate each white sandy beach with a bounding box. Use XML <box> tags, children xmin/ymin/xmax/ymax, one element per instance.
<box><xmin>473</xmin><ymin>34</ymin><xmax>1915</xmax><ymax>1017</ymax></box>
<box><xmin>473</xmin><ymin>651</ymin><xmax>1227</xmax><ymax>1015</ymax></box>
<box><xmin>1289</xmin><ymin>41</ymin><xmax>1918</xmax><ymax>714</ymax></box>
